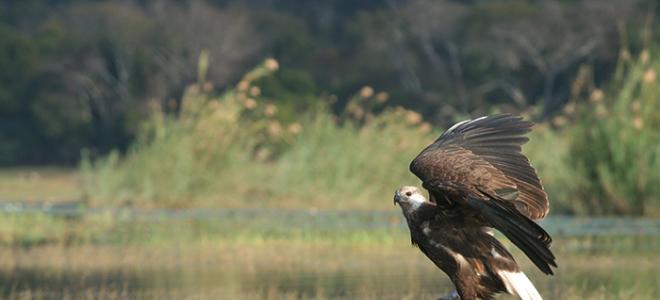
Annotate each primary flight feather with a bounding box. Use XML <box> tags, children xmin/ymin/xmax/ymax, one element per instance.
<box><xmin>394</xmin><ymin>114</ymin><xmax>556</xmax><ymax>300</ymax></box>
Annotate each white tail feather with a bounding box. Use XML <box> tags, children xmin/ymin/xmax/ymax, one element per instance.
<box><xmin>498</xmin><ymin>270</ymin><xmax>542</xmax><ymax>300</ymax></box>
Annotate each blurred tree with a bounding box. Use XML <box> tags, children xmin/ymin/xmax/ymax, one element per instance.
<box><xmin>468</xmin><ymin>0</ymin><xmax>636</xmax><ymax>116</ymax></box>
<box><xmin>0</xmin><ymin>25</ymin><xmax>40</xmax><ymax>164</ymax></box>
<box><xmin>0</xmin><ymin>0</ymin><xmax>263</xmax><ymax>164</ymax></box>
<box><xmin>0</xmin><ymin>0</ymin><xmax>654</xmax><ymax>164</ymax></box>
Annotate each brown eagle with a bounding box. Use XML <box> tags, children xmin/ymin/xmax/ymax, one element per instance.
<box><xmin>394</xmin><ymin>114</ymin><xmax>556</xmax><ymax>300</ymax></box>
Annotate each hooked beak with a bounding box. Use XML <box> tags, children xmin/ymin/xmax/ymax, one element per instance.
<box><xmin>393</xmin><ymin>192</ymin><xmax>400</xmax><ymax>206</ymax></box>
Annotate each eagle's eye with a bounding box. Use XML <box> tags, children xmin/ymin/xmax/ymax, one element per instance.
<box><xmin>405</xmin><ymin>191</ymin><xmax>412</xmax><ymax>197</ymax></box>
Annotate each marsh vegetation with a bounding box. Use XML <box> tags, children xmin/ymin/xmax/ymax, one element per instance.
<box><xmin>81</xmin><ymin>51</ymin><xmax>659</xmax><ymax>216</ymax></box>
<box><xmin>0</xmin><ymin>211</ymin><xmax>658</xmax><ymax>299</ymax></box>
<box><xmin>2</xmin><ymin>2</ymin><xmax>659</xmax><ymax>299</ymax></box>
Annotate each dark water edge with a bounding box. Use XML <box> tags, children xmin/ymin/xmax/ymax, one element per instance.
<box><xmin>1</xmin><ymin>201</ymin><xmax>659</xmax><ymax>236</ymax></box>
<box><xmin>1</xmin><ymin>203</ymin><xmax>658</xmax><ymax>299</ymax></box>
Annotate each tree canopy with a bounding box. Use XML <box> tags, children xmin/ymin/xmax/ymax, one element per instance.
<box><xmin>0</xmin><ymin>0</ymin><xmax>655</xmax><ymax>164</ymax></box>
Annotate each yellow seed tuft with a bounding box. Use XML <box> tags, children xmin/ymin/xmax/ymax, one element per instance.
<box><xmin>256</xmin><ymin>148</ymin><xmax>272</xmax><ymax>161</ymax></box>
<box><xmin>188</xmin><ymin>84</ymin><xmax>200</xmax><ymax>95</ymax></box>
<box><xmin>640</xmin><ymin>49</ymin><xmax>650</xmax><ymax>64</ymax></box>
<box><xmin>237</xmin><ymin>80</ymin><xmax>250</xmax><ymax>91</ymax></box>
<box><xmin>360</xmin><ymin>86</ymin><xmax>374</xmax><ymax>99</ymax></box>
<box><xmin>265</xmin><ymin>58</ymin><xmax>279</xmax><ymax>71</ymax></box>
<box><xmin>244</xmin><ymin>98</ymin><xmax>257</xmax><ymax>109</ymax></box>
<box><xmin>264</xmin><ymin>104</ymin><xmax>277</xmax><ymax>117</ymax></box>
<box><xmin>620</xmin><ymin>49</ymin><xmax>631</xmax><ymax>61</ymax></box>
<box><xmin>405</xmin><ymin>111</ymin><xmax>422</xmax><ymax>125</ymax></box>
<box><xmin>288</xmin><ymin>122</ymin><xmax>302</xmax><ymax>135</ymax></box>
<box><xmin>250</xmin><ymin>86</ymin><xmax>261</xmax><ymax>97</ymax></box>
<box><xmin>590</xmin><ymin>89</ymin><xmax>604</xmax><ymax>103</ymax></box>
<box><xmin>563</xmin><ymin>102</ymin><xmax>575</xmax><ymax>114</ymax></box>
<box><xmin>203</xmin><ymin>82</ymin><xmax>214</xmax><ymax>93</ymax></box>
<box><xmin>348</xmin><ymin>106</ymin><xmax>365</xmax><ymax>119</ymax></box>
<box><xmin>376</xmin><ymin>92</ymin><xmax>389</xmax><ymax>103</ymax></box>
<box><xmin>268</xmin><ymin>121</ymin><xmax>282</xmax><ymax>137</ymax></box>
<box><xmin>643</xmin><ymin>69</ymin><xmax>656</xmax><ymax>84</ymax></box>
<box><xmin>552</xmin><ymin>116</ymin><xmax>567</xmax><ymax>127</ymax></box>
<box><xmin>633</xmin><ymin>117</ymin><xmax>644</xmax><ymax>130</ymax></box>
<box><xmin>419</xmin><ymin>122</ymin><xmax>432</xmax><ymax>134</ymax></box>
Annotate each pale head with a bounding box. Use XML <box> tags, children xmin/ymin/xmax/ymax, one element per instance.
<box><xmin>394</xmin><ymin>186</ymin><xmax>428</xmax><ymax>212</ymax></box>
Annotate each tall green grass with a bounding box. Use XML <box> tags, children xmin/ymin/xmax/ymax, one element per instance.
<box><xmin>81</xmin><ymin>52</ymin><xmax>659</xmax><ymax>216</ymax></box>
<box><xmin>564</xmin><ymin>48</ymin><xmax>660</xmax><ymax>216</ymax></box>
<box><xmin>524</xmin><ymin>125</ymin><xmax>586</xmax><ymax>215</ymax></box>
<box><xmin>81</xmin><ymin>58</ymin><xmax>432</xmax><ymax>209</ymax></box>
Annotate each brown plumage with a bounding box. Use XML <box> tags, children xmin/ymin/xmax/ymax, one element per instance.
<box><xmin>394</xmin><ymin>114</ymin><xmax>556</xmax><ymax>300</ymax></box>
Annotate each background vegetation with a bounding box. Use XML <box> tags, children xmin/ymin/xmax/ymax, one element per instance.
<box><xmin>0</xmin><ymin>0</ymin><xmax>657</xmax><ymax>164</ymax></box>
<box><xmin>0</xmin><ymin>0</ymin><xmax>658</xmax><ymax>216</ymax></box>
<box><xmin>1</xmin><ymin>2</ymin><xmax>659</xmax><ymax>299</ymax></box>
<box><xmin>80</xmin><ymin>49</ymin><xmax>659</xmax><ymax>216</ymax></box>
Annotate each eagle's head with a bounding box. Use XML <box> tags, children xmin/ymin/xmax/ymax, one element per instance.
<box><xmin>394</xmin><ymin>186</ymin><xmax>427</xmax><ymax>212</ymax></box>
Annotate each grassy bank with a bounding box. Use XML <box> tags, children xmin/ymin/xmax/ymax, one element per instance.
<box><xmin>1</xmin><ymin>211</ymin><xmax>658</xmax><ymax>250</ymax></box>
<box><xmin>79</xmin><ymin>58</ymin><xmax>431</xmax><ymax>210</ymax></box>
<box><xmin>0</xmin><ymin>212</ymin><xmax>402</xmax><ymax>247</ymax></box>
<box><xmin>0</xmin><ymin>167</ymin><xmax>81</xmax><ymax>202</ymax></box>
<box><xmin>0</xmin><ymin>212</ymin><xmax>657</xmax><ymax>299</ymax></box>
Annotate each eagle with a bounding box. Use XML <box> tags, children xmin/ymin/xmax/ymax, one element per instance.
<box><xmin>394</xmin><ymin>114</ymin><xmax>556</xmax><ymax>300</ymax></box>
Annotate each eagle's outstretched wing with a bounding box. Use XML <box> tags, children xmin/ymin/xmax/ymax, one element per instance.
<box><xmin>410</xmin><ymin>114</ymin><xmax>548</xmax><ymax>219</ymax></box>
<box><xmin>409</xmin><ymin>114</ymin><xmax>556</xmax><ymax>274</ymax></box>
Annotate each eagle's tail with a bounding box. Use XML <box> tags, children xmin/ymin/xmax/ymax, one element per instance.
<box><xmin>468</xmin><ymin>193</ymin><xmax>557</xmax><ymax>275</ymax></box>
<box><xmin>498</xmin><ymin>270</ymin><xmax>543</xmax><ymax>300</ymax></box>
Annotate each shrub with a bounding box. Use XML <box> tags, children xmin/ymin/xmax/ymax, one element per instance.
<box><xmin>81</xmin><ymin>59</ymin><xmax>433</xmax><ymax>209</ymax></box>
<box><xmin>564</xmin><ymin>49</ymin><xmax>660</xmax><ymax>215</ymax></box>
<box><xmin>82</xmin><ymin>51</ymin><xmax>659</xmax><ymax>216</ymax></box>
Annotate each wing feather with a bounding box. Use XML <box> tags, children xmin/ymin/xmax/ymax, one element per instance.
<box><xmin>465</xmin><ymin>194</ymin><xmax>556</xmax><ymax>275</ymax></box>
<box><xmin>410</xmin><ymin>114</ymin><xmax>549</xmax><ymax>219</ymax></box>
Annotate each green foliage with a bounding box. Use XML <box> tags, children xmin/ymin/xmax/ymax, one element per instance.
<box><xmin>81</xmin><ymin>59</ymin><xmax>432</xmax><ymax>209</ymax></box>
<box><xmin>81</xmin><ymin>52</ymin><xmax>660</xmax><ymax>216</ymax></box>
<box><xmin>523</xmin><ymin>125</ymin><xmax>588</xmax><ymax>215</ymax></box>
<box><xmin>565</xmin><ymin>49</ymin><xmax>660</xmax><ymax>215</ymax></box>
<box><xmin>0</xmin><ymin>25</ymin><xmax>40</xmax><ymax>164</ymax></box>
<box><xmin>1</xmin><ymin>0</ymin><xmax>654</xmax><ymax>164</ymax></box>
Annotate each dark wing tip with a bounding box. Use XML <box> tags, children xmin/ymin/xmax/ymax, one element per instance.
<box><xmin>471</xmin><ymin>196</ymin><xmax>557</xmax><ymax>275</ymax></box>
